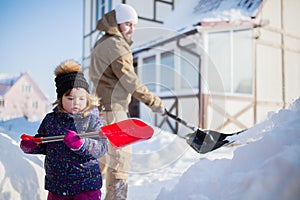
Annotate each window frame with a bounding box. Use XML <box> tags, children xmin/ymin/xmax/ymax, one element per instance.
<box><xmin>206</xmin><ymin>28</ymin><xmax>254</xmax><ymax>95</ymax></box>
<box><xmin>139</xmin><ymin>43</ymin><xmax>200</xmax><ymax>96</ymax></box>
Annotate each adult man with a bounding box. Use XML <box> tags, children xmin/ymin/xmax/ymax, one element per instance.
<box><xmin>89</xmin><ymin>4</ymin><xmax>165</xmax><ymax>200</ymax></box>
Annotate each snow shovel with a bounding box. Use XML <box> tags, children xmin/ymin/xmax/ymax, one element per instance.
<box><xmin>21</xmin><ymin>118</ymin><xmax>154</xmax><ymax>149</ymax></box>
<box><xmin>165</xmin><ymin>110</ymin><xmax>245</xmax><ymax>153</ymax></box>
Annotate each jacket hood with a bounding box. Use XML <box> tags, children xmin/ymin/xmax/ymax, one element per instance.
<box><xmin>96</xmin><ymin>10</ymin><xmax>121</xmax><ymax>36</ymax></box>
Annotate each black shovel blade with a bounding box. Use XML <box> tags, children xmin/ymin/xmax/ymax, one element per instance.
<box><xmin>203</xmin><ymin>129</ymin><xmax>247</xmax><ymax>142</ymax></box>
<box><xmin>203</xmin><ymin>130</ymin><xmax>229</xmax><ymax>142</ymax></box>
<box><xmin>186</xmin><ymin>129</ymin><xmax>229</xmax><ymax>154</ymax></box>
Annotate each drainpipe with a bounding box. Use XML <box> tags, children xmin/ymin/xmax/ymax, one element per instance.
<box><xmin>280</xmin><ymin>0</ymin><xmax>286</xmax><ymax>108</ymax></box>
<box><xmin>176</xmin><ymin>36</ymin><xmax>203</xmax><ymax>128</ymax></box>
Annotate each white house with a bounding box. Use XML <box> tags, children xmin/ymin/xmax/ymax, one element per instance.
<box><xmin>0</xmin><ymin>72</ymin><xmax>48</xmax><ymax>121</ymax></box>
<box><xmin>82</xmin><ymin>0</ymin><xmax>300</xmax><ymax>134</ymax></box>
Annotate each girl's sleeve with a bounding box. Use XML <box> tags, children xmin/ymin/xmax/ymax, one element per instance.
<box><xmin>75</xmin><ymin>114</ymin><xmax>108</xmax><ymax>158</ymax></box>
<box><xmin>30</xmin><ymin>116</ymin><xmax>49</xmax><ymax>154</ymax></box>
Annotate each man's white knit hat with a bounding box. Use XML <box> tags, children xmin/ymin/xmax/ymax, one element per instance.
<box><xmin>115</xmin><ymin>4</ymin><xmax>138</xmax><ymax>24</ymax></box>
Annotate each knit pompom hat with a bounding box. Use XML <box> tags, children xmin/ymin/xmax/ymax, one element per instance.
<box><xmin>115</xmin><ymin>4</ymin><xmax>138</xmax><ymax>24</ymax></box>
<box><xmin>54</xmin><ymin>60</ymin><xmax>89</xmax><ymax>98</ymax></box>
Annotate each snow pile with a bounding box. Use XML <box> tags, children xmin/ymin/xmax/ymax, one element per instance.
<box><xmin>0</xmin><ymin>133</ymin><xmax>47</xmax><ymax>200</ymax></box>
<box><xmin>156</xmin><ymin>98</ymin><xmax>300</xmax><ymax>200</ymax></box>
<box><xmin>0</xmin><ymin>118</ymin><xmax>46</xmax><ymax>200</ymax></box>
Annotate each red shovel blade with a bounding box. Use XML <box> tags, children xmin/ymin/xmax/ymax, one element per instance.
<box><xmin>101</xmin><ymin>118</ymin><xmax>154</xmax><ymax>148</ymax></box>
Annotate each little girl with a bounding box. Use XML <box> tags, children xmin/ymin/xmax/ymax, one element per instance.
<box><xmin>20</xmin><ymin>60</ymin><xmax>108</xmax><ymax>200</ymax></box>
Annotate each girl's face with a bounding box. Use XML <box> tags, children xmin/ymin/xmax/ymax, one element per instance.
<box><xmin>62</xmin><ymin>88</ymin><xmax>87</xmax><ymax>114</ymax></box>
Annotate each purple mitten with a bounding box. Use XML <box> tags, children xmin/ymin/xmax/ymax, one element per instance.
<box><xmin>64</xmin><ymin>130</ymin><xmax>84</xmax><ymax>150</ymax></box>
<box><xmin>20</xmin><ymin>140</ymin><xmax>38</xmax><ymax>153</ymax></box>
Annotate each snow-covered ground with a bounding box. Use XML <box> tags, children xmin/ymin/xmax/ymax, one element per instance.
<box><xmin>1</xmin><ymin>98</ymin><xmax>300</xmax><ymax>200</ymax></box>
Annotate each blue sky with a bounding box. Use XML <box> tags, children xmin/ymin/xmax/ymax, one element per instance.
<box><xmin>0</xmin><ymin>0</ymin><xmax>83</xmax><ymax>102</ymax></box>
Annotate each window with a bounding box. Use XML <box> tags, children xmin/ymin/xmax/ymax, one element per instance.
<box><xmin>233</xmin><ymin>30</ymin><xmax>253</xmax><ymax>94</ymax></box>
<box><xmin>0</xmin><ymin>99</ymin><xmax>4</xmax><ymax>107</ymax></box>
<box><xmin>142</xmin><ymin>56</ymin><xmax>156</xmax><ymax>92</ymax></box>
<box><xmin>141</xmin><ymin>46</ymin><xmax>200</xmax><ymax>94</ymax></box>
<box><xmin>207</xmin><ymin>29</ymin><xmax>253</xmax><ymax>94</ymax></box>
<box><xmin>207</xmin><ymin>31</ymin><xmax>231</xmax><ymax>93</ymax></box>
<box><xmin>160</xmin><ymin>51</ymin><xmax>175</xmax><ymax>92</ymax></box>
<box><xmin>180</xmin><ymin>44</ymin><xmax>199</xmax><ymax>89</ymax></box>
<box><xmin>87</xmin><ymin>0</ymin><xmax>112</xmax><ymax>35</ymax></box>
<box><xmin>22</xmin><ymin>83</ymin><xmax>31</xmax><ymax>93</ymax></box>
<box><xmin>32</xmin><ymin>101</ymin><xmax>38</xmax><ymax>109</ymax></box>
<box><xmin>97</xmin><ymin>0</ymin><xmax>112</xmax><ymax>20</ymax></box>
<box><xmin>141</xmin><ymin>47</ymin><xmax>199</xmax><ymax>94</ymax></box>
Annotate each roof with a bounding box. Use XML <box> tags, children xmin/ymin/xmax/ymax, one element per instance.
<box><xmin>133</xmin><ymin>0</ymin><xmax>264</xmax><ymax>55</ymax></box>
<box><xmin>0</xmin><ymin>74</ymin><xmax>20</xmax><ymax>85</ymax></box>
<box><xmin>0</xmin><ymin>73</ymin><xmax>48</xmax><ymax>101</ymax></box>
<box><xmin>164</xmin><ymin>0</ymin><xmax>263</xmax><ymax>29</ymax></box>
<box><xmin>0</xmin><ymin>74</ymin><xmax>21</xmax><ymax>96</ymax></box>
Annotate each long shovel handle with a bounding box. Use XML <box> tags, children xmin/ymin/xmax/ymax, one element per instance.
<box><xmin>165</xmin><ymin>109</ymin><xmax>246</xmax><ymax>139</ymax></box>
<box><xmin>164</xmin><ymin>109</ymin><xmax>198</xmax><ymax>131</ymax></box>
<box><xmin>20</xmin><ymin>132</ymin><xmax>100</xmax><ymax>144</ymax></box>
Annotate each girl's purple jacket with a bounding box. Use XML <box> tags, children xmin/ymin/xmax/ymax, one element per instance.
<box><xmin>32</xmin><ymin>107</ymin><xmax>108</xmax><ymax>196</ymax></box>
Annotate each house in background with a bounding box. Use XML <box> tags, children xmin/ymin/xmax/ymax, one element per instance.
<box><xmin>82</xmin><ymin>0</ymin><xmax>300</xmax><ymax>134</ymax></box>
<box><xmin>134</xmin><ymin>0</ymin><xmax>300</xmax><ymax>134</ymax></box>
<box><xmin>0</xmin><ymin>72</ymin><xmax>48</xmax><ymax>121</ymax></box>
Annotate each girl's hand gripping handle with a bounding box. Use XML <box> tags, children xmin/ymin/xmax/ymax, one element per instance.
<box><xmin>20</xmin><ymin>134</ymin><xmax>40</xmax><ymax>153</ymax></box>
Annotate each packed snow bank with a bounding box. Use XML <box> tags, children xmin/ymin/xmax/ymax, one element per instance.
<box><xmin>156</xmin><ymin>98</ymin><xmax>300</xmax><ymax>200</ymax></box>
<box><xmin>0</xmin><ymin>133</ymin><xmax>47</xmax><ymax>200</ymax></box>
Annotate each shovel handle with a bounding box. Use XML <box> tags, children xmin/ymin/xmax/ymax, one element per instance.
<box><xmin>20</xmin><ymin>132</ymin><xmax>100</xmax><ymax>144</ymax></box>
<box><xmin>165</xmin><ymin>109</ymin><xmax>197</xmax><ymax>131</ymax></box>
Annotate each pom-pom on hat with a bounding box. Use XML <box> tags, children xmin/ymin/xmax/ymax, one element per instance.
<box><xmin>115</xmin><ymin>4</ymin><xmax>138</xmax><ymax>24</ymax></box>
<box><xmin>54</xmin><ymin>60</ymin><xmax>89</xmax><ymax>98</ymax></box>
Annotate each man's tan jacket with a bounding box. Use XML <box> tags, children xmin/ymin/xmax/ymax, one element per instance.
<box><xmin>89</xmin><ymin>10</ymin><xmax>163</xmax><ymax>113</ymax></box>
